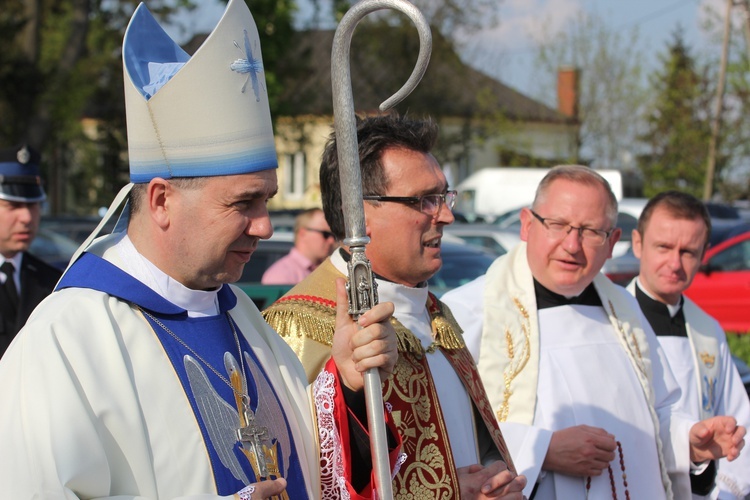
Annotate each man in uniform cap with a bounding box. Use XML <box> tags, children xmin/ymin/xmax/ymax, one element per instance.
<box><xmin>0</xmin><ymin>144</ymin><xmax>61</xmax><ymax>356</ymax></box>
<box><xmin>0</xmin><ymin>1</ymin><xmax>400</xmax><ymax>498</ymax></box>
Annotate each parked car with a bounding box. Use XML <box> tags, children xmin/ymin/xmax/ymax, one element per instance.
<box><xmin>29</xmin><ymin>228</ymin><xmax>80</xmax><ymax>270</ymax></box>
<box><xmin>710</xmin><ymin>220</ymin><xmax>750</xmax><ymax>247</ymax></box>
<box><xmin>602</xmin><ymin>247</ymin><xmax>641</xmax><ymax>286</ymax></box>
<box><xmin>234</xmin><ymin>234</ymin><xmax>499</xmax><ymax>306</ymax></box>
<box><xmin>685</xmin><ymin>230</ymin><xmax>750</xmax><ymax>333</ymax></box>
<box><xmin>426</xmin><ymin>240</ymin><xmax>499</xmax><ymax>296</ymax></box>
<box><xmin>444</xmin><ymin>224</ymin><xmax>521</xmax><ymax>256</ymax></box>
<box><xmin>40</xmin><ymin>215</ymin><xmax>117</xmax><ymax>244</ymax></box>
<box><xmin>234</xmin><ymin>232</ymin><xmax>295</xmax><ymax>309</ymax></box>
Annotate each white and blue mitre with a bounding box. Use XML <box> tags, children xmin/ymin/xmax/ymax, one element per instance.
<box><xmin>122</xmin><ymin>0</ymin><xmax>277</xmax><ymax>182</ymax></box>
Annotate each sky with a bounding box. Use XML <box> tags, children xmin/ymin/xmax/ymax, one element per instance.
<box><xmin>461</xmin><ymin>0</ymin><xmax>720</xmax><ymax>92</ymax></box>
<box><xmin>171</xmin><ymin>0</ymin><xmax>726</xmax><ymax>97</ymax></box>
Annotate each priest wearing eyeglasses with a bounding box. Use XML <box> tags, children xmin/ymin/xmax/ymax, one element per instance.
<box><xmin>0</xmin><ymin>144</ymin><xmax>61</xmax><ymax>357</ymax></box>
<box><xmin>0</xmin><ymin>1</ymin><xmax>401</xmax><ymax>498</ymax></box>
<box><xmin>442</xmin><ymin>165</ymin><xmax>745</xmax><ymax>499</ymax></box>
<box><xmin>263</xmin><ymin>113</ymin><xmax>526</xmax><ymax>499</ymax></box>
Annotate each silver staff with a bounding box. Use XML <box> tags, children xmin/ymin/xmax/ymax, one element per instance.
<box><xmin>331</xmin><ymin>1</ymin><xmax>431</xmax><ymax>497</ymax></box>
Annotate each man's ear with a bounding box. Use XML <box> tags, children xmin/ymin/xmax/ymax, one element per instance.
<box><xmin>606</xmin><ymin>227</ymin><xmax>622</xmax><ymax>258</ymax></box>
<box><xmin>147</xmin><ymin>178</ymin><xmax>171</xmax><ymax>229</ymax></box>
<box><xmin>519</xmin><ymin>207</ymin><xmax>532</xmax><ymax>242</ymax></box>
<box><xmin>632</xmin><ymin>229</ymin><xmax>643</xmax><ymax>259</ymax></box>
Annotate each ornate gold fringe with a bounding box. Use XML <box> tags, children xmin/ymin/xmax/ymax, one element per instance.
<box><xmin>262</xmin><ymin>300</ymin><xmax>336</xmax><ymax>346</ymax></box>
<box><xmin>264</xmin><ymin>296</ymin><xmax>467</xmax><ymax>356</ymax></box>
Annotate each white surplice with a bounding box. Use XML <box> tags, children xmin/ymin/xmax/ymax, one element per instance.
<box><xmin>443</xmin><ymin>243</ymin><xmax>695</xmax><ymax>499</ymax></box>
<box><xmin>629</xmin><ymin>280</ymin><xmax>750</xmax><ymax>500</ymax></box>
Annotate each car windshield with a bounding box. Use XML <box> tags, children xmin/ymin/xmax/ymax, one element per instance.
<box><xmin>428</xmin><ymin>244</ymin><xmax>497</xmax><ymax>293</ymax></box>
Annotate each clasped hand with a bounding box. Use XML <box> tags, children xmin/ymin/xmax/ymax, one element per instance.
<box><xmin>331</xmin><ymin>278</ymin><xmax>398</xmax><ymax>391</ymax></box>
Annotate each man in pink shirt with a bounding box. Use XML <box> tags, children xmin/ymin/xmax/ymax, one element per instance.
<box><xmin>262</xmin><ymin>208</ymin><xmax>337</xmax><ymax>284</ymax></box>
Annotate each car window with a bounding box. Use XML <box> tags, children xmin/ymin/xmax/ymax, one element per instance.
<box><xmin>458</xmin><ymin>235</ymin><xmax>507</xmax><ymax>256</ymax></box>
<box><xmin>708</xmin><ymin>239</ymin><xmax>750</xmax><ymax>272</ymax></box>
<box><xmin>616</xmin><ymin>212</ymin><xmax>638</xmax><ymax>243</ymax></box>
<box><xmin>29</xmin><ymin>229</ymin><xmax>80</xmax><ymax>270</ymax></box>
<box><xmin>428</xmin><ymin>250</ymin><xmax>496</xmax><ymax>290</ymax></box>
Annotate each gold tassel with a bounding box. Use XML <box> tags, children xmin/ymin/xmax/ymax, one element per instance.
<box><xmin>263</xmin><ymin>301</ymin><xmax>336</xmax><ymax>346</ymax></box>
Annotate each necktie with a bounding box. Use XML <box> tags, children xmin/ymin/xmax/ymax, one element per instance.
<box><xmin>1</xmin><ymin>262</ymin><xmax>18</xmax><ymax>327</ymax></box>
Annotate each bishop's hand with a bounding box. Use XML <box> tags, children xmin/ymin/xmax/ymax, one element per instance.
<box><xmin>331</xmin><ymin>278</ymin><xmax>397</xmax><ymax>392</ymax></box>
<box><xmin>689</xmin><ymin>415</ymin><xmax>746</xmax><ymax>463</ymax></box>
<box><xmin>236</xmin><ymin>478</ymin><xmax>286</xmax><ymax>499</ymax></box>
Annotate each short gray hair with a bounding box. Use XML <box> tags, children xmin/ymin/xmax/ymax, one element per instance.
<box><xmin>532</xmin><ymin>165</ymin><xmax>618</xmax><ymax>226</ymax></box>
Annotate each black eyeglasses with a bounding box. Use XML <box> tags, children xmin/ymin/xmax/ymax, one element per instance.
<box><xmin>529</xmin><ymin>210</ymin><xmax>612</xmax><ymax>246</ymax></box>
<box><xmin>362</xmin><ymin>190</ymin><xmax>457</xmax><ymax>217</ymax></box>
<box><xmin>305</xmin><ymin>227</ymin><xmax>336</xmax><ymax>240</ymax></box>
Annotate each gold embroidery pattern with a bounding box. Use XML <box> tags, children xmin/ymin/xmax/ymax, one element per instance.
<box><xmin>266</xmin><ymin>294</ymin><xmax>463</xmax><ymax>498</ymax></box>
<box><xmin>700</xmin><ymin>352</ymin><xmax>716</xmax><ymax>368</ymax></box>
<box><xmin>497</xmin><ymin>297</ymin><xmax>532</xmax><ymax>423</ymax></box>
<box><xmin>386</xmin><ymin>354</ymin><xmax>456</xmax><ymax>498</ymax></box>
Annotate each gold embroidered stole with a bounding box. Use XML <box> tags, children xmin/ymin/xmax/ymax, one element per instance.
<box><xmin>481</xmin><ymin>246</ymin><xmax>672</xmax><ymax>498</ymax></box>
<box><xmin>263</xmin><ymin>259</ymin><xmax>515</xmax><ymax>498</ymax></box>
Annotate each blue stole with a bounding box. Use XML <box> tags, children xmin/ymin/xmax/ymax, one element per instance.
<box><xmin>58</xmin><ymin>253</ymin><xmax>309</xmax><ymax>498</ymax></box>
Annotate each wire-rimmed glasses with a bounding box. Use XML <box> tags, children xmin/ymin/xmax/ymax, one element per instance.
<box><xmin>362</xmin><ymin>190</ymin><xmax>457</xmax><ymax>217</ymax></box>
<box><xmin>530</xmin><ymin>210</ymin><xmax>612</xmax><ymax>246</ymax></box>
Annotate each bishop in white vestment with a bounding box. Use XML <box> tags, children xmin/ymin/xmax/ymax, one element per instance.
<box><xmin>0</xmin><ymin>232</ymin><xmax>321</xmax><ymax>498</ymax></box>
<box><xmin>0</xmin><ymin>0</ymin><xmax>400</xmax><ymax>497</ymax></box>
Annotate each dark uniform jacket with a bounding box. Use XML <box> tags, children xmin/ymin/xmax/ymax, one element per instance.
<box><xmin>0</xmin><ymin>252</ymin><xmax>61</xmax><ymax>356</ymax></box>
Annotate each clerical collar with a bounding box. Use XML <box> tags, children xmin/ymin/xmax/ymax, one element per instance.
<box><xmin>110</xmin><ymin>234</ymin><xmax>221</xmax><ymax>317</ymax></box>
<box><xmin>534</xmin><ymin>279</ymin><xmax>602</xmax><ymax>309</ymax></box>
<box><xmin>634</xmin><ymin>281</ymin><xmax>687</xmax><ymax>337</ymax></box>
<box><xmin>337</xmin><ymin>247</ymin><xmax>428</xmax><ymax>288</ymax></box>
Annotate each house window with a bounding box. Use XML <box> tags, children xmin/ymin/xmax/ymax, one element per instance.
<box><xmin>283</xmin><ymin>152</ymin><xmax>306</xmax><ymax>199</ymax></box>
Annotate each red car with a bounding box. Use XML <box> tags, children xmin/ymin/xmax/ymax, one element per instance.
<box><xmin>685</xmin><ymin>230</ymin><xmax>750</xmax><ymax>333</ymax></box>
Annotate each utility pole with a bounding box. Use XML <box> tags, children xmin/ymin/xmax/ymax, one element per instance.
<box><xmin>704</xmin><ymin>0</ymin><xmax>733</xmax><ymax>201</ymax></box>
<box><xmin>739</xmin><ymin>0</ymin><xmax>750</xmax><ymax>54</ymax></box>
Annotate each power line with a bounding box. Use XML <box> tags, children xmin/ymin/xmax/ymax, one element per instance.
<box><xmin>471</xmin><ymin>0</ymin><xmax>702</xmax><ymax>58</ymax></box>
<box><xmin>618</xmin><ymin>0</ymin><xmax>698</xmax><ymax>29</ymax></box>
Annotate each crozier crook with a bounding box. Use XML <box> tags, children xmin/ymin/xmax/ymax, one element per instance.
<box><xmin>331</xmin><ymin>1</ymin><xmax>432</xmax><ymax>498</ymax></box>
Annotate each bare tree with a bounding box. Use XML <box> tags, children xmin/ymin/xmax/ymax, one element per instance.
<box><xmin>530</xmin><ymin>9</ymin><xmax>648</xmax><ymax>170</ymax></box>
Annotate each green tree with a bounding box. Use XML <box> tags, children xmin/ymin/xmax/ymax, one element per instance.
<box><xmin>0</xmin><ymin>0</ymin><xmax>296</xmax><ymax>214</ymax></box>
<box><xmin>239</xmin><ymin>0</ymin><xmax>296</xmax><ymax>118</ymax></box>
<box><xmin>0</xmin><ymin>0</ymin><xmax>199</xmax><ymax>213</ymax></box>
<box><xmin>637</xmin><ymin>31</ymin><xmax>716</xmax><ymax>198</ymax></box>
